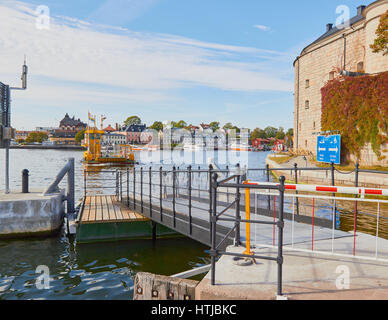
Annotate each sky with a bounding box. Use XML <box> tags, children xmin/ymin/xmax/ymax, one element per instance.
<box><xmin>0</xmin><ymin>0</ymin><xmax>368</xmax><ymax>131</ymax></box>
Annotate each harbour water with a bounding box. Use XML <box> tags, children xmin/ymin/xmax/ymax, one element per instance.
<box><xmin>0</xmin><ymin>149</ymin><xmax>269</xmax><ymax>300</ymax></box>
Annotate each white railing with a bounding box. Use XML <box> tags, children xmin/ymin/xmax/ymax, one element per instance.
<box><xmin>245</xmin><ymin>181</ymin><xmax>388</xmax><ymax>263</ymax></box>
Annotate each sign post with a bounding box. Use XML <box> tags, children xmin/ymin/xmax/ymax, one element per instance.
<box><xmin>317</xmin><ymin>134</ymin><xmax>341</xmax><ymax>165</ymax></box>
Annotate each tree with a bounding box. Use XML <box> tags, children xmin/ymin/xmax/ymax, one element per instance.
<box><xmin>250</xmin><ymin>128</ymin><xmax>266</xmax><ymax>141</ymax></box>
<box><xmin>223</xmin><ymin>123</ymin><xmax>234</xmax><ymax>131</ymax></box>
<box><xmin>75</xmin><ymin>129</ymin><xmax>85</xmax><ymax>144</ymax></box>
<box><xmin>149</xmin><ymin>121</ymin><xmax>163</xmax><ymax>132</ymax></box>
<box><xmin>264</xmin><ymin>126</ymin><xmax>278</xmax><ymax>138</ymax></box>
<box><xmin>26</xmin><ymin>132</ymin><xmax>48</xmax><ymax>143</ymax></box>
<box><xmin>370</xmin><ymin>10</ymin><xmax>388</xmax><ymax>56</ymax></box>
<box><xmin>174</xmin><ymin>120</ymin><xmax>187</xmax><ymax>129</ymax></box>
<box><xmin>286</xmin><ymin>128</ymin><xmax>294</xmax><ymax>137</ymax></box>
<box><xmin>124</xmin><ymin>116</ymin><xmax>141</xmax><ymax>127</ymax></box>
<box><xmin>275</xmin><ymin>127</ymin><xmax>285</xmax><ymax>140</ymax></box>
<box><xmin>209</xmin><ymin>122</ymin><xmax>220</xmax><ymax>132</ymax></box>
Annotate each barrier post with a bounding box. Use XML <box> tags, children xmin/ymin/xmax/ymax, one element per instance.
<box><xmin>243</xmin><ymin>182</ymin><xmax>252</xmax><ymax>256</ymax></box>
<box><xmin>266</xmin><ymin>164</ymin><xmax>271</xmax><ymax>210</ymax></box>
<box><xmin>294</xmin><ymin>163</ymin><xmax>300</xmax><ymax>216</ymax></box>
<box><xmin>277</xmin><ymin>176</ymin><xmax>285</xmax><ymax>297</ymax></box>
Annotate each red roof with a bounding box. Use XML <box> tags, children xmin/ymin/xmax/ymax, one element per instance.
<box><xmin>103</xmin><ymin>125</ymin><xmax>116</xmax><ymax>132</ymax></box>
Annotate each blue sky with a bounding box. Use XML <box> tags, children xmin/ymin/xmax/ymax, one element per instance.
<box><xmin>0</xmin><ymin>0</ymin><xmax>367</xmax><ymax>130</ymax></box>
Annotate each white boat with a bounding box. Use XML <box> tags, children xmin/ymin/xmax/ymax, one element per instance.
<box><xmin>229</xmin><ymin>143</ymin><xmax>252</xmax><ymax>152</ymax></box>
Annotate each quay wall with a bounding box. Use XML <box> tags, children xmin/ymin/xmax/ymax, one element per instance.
<box><xmin>0</xmin><ymin>190</ymin><xmax>65</xmax><ymax>238</ymax></box>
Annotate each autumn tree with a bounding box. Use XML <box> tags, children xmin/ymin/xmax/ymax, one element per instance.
<box><xmin>26</xmin><ymin>132</ymin><xmax>48</xmax><ymax>143</ymax></box>
<box><xmin>370</xmin><ymin>10</ymin><xmax>388</xmax><ymax>56</ymax></box>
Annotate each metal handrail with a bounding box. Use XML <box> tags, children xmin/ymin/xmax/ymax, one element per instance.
<box><xmin>43</xmin><ymin>157</ymin><xmax>75</xmax><ymax>214</ymax></box>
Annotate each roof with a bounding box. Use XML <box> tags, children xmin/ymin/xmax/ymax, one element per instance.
<box><xmin>103</xmin><ymin>125</ymin><xmax>115</xmax><ymax>132</ymax></box>
<box><xmin>297</xmin><ymin>7</ymin><xmax>366</xmax><ymax>60</ymax></box>
<box><xmin>60</xmin><ymin>113</ymin><xmax>86</xmax><ymax>128</ymax></box>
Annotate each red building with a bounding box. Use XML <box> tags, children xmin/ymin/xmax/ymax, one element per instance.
<box><xmin>251</xmin><ymin>138</ymin><xmax>271</xmax><ymax>151</ymax></box>
<box><xmin>273</xmin><ymin>139</ymin><xmax>286</xmax><ymax>152</ymax></box>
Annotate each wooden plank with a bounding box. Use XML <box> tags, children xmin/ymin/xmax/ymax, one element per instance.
<box><xmin>109</xmin><ymin>195</ymin><xmax>121</xmax><ymax>221</ymax></box>
<box><xmin>81</xmin><ymin>196</ymin><xmax>91</xmax><ymax>222</ymax></box>
<box><xmin>101</xmin><ymin>195</ymin><xmax>112</xmax><ymax>221</ymax></box>
<box><xmin>101</xmin><ymin>196</ymin><xmax>109</xmax><ymax>221</ymax></box>
<box><xmin>106</xmin><ymin>195</ymin><xmax>117</xmax><ymax>220</ymax></box>
<box><xmin>89</xmin><ymin>196</ymin><xmax>97</xmax><ymax>222</ymax></box>
<box><xmin>94</xmin><ymin>196</ymin><xmax>102</xmax><ymax>222</ymax></box>
<box><xmin>121</xmin><ymin>206</ymin><xmax>131</xmax><ymax>220</ymax></box>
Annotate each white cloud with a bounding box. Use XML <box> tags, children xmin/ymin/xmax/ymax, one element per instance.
<box><xmin>254</xmin><ymin>24</ymin><xmax>271</xmax><ymax>31</ymax></box>
<box><xmin>0</xmin><ymin>0</ymin><xmax>294</xmax><ymax>129</ymax></box>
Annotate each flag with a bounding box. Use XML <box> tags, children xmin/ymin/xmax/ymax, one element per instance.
<box><xmin>88</xmin><ymin>112</ymin><xmax>95</xmax><ymax>122</ymax></box>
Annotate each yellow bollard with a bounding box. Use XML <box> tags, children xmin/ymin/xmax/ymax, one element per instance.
<box><xmin>243</xmin><ymin>182</ymin><xmax>253</xmax><ymax>256</ymax></box>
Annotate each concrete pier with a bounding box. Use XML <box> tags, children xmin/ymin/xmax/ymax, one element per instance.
<box><xmin>0</xmin><ymin>189</ymin><xmax>65</xmax><ymax>238</ymax></box>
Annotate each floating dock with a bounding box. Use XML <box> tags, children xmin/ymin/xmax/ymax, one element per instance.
<box><xmin>76</xmin><ymin>195</ymin><xmax>177</xmax><ymax>243</ymax></box>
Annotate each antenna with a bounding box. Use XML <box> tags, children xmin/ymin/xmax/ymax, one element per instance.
<box><xmin>10</xmin><ymin>56</ymin><xmax>28</xmax><ymax>90</ymax></box>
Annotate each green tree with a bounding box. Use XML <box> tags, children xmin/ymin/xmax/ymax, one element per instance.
<box><xmin>250</xmin><ymin>128</ymin><xmax>266</xmax><ymax>141</ymax></box>
<box><xmin>124</xmin><ymin>116</ymin><xmax>141</xmax><ymax>127</ymax></box>
<box><xmin>275</xmin><ymin>127</ymin><xmax>285</xmax><ymax>140</ymax></box>
<box><xmin>370</xmin><ymin>10</ymin><xmax>388</xmax><ymax>56</ymax></box>
<box><xmin>286</xmin><ymin>128</ymin><xmax>294</xmax><ymax>137</ymax></box>
<box><xmin>174</xmin><ymin>120</ymin><xmax>187</xmax><ymax>129</ymax></box>
<box><xmin>264</xmin><ymin>126</ymin><xmax>278</xmax><ymax>138</ymax></box>
<box><xmin>26</xmin><ymin>132</ymin><xmax>48</xmax><ymax>143</ymax></box>
<box><xmin>75</xmin><ymin>129</ymin><xmax>85</xmax><ymax>144</ymax></box>
<box><xmin>209</xmin><ymin>121</ymin><xmax>220</xmax><ymax>132</ymax></box>
<box><xmin>149</xmin><ymin>121</ymin><xmax>163</xmax><ymax>132</ymax></box>
<box><xmin>223</xmin><ymin>123</ymin><xmax>234</xmax><ymax>131</ymax></box>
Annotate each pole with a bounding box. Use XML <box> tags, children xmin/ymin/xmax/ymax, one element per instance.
<box><xmin>266</xmin><ymin>163</ymin><xmax>271</xmax><ymax>210</ymax></box>
<box><xmin>22</xmin><ymin>169</ymin><xmax>29</xmax><ymax>194</ymax></box>
<box><xmin>188</xmin><ymin>165</ymin><xmax>192</xmax><ymax>235</ymax></box>
<box><xmin>5</xmin><ymin>141</ymin><xmax>9</xmax><ymax>194</ymax></box>
<box><xmin>277</xmin><ymin>176</ymin><xmax>285</xmax><ymax>297</ymax></box>
<box><xmin>244</xmin><ymin>185</ymin><xmax>252</xmax><ymax>255</ymax></box>
<box><xmin>235</xmin><ymin>164</ymin><xmax>241</xmax><ymax>246</ymax></box>
<box><xmin>294</xmin><ymin>163</ymin><xmax>300</xmax><ymax>216</ymax></box>
<box><xmin>67</xmin><ymin>158</ymin><xmax>75</xmax><ymax>214</ymax></box>
<box><xmin>210</xmin><ymin>173</ymin><xmax>218</xmax><ymax>286</ymax></box>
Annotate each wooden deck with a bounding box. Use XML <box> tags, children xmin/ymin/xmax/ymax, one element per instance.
<box><xmin>80</xmin><ymin>195</ymin><xmax>148</xmax><ymax>224</ymax></box>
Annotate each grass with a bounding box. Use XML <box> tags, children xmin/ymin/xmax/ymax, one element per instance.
<box><xmin>268</xmin><ymin>155</ymin><xmax>296</xmax><ymax>165</ymax></box>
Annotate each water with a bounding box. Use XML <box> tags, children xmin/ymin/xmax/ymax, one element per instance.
<box><xmin>0</xmin><ymin>149</ymin><xmax>269</xmax><ymax>300</ymax></box>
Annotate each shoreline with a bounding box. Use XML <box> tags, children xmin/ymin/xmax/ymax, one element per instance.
<box><xmin>9</xmin><ymin>145</ymin><xmax>86</xmax><ymax>151</ymax></box>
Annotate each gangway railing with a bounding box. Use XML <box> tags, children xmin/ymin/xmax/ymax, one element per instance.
<box><xmin>246</xmin><ymin>181</ymin><xmax>388</xmax><ymax>263</ymax></box>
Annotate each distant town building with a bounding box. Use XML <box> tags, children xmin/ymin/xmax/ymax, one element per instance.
<box><xmin>102</xmin><ymin>133</ymin><xmax>127</xmax><ymax>146</ymax></box>
<box><xmin>15</xmin><ymin>131</ymin><xmax>32</xmax><ymax>141</ymax></box>
<box><xmin>123</xmin><ymin>124</ymin><xmax>147</xmax><ymax>144</ymax></box>
<box><xmin>294</xmin><ymin>1</ymin><xmax>388</xmax><ymax>160</ymax></box>
<box><xmin>103</xmin><ymin>125</ymin><xmax>116</xmax><ymax>133</ymax></box>
<box><xmin>49</xmin><ymin>114</ymin><xmax>87</xmax><ymax>145</ymax></box>
<box><xmin>59</xmin><ymin>113</ymin><xmax>87</xmax><ymax>131</ymax></box>
<box><xmin>251</xmin><ymin>138</ymin><xmax>272</xmax><ymax>151</ymax></box>
<box><xmin>35</xmin><ymin>127</ymin><xmax>56</xmax><ymax>133</ymax></box>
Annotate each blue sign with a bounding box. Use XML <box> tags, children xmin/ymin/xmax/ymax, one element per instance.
<box><xmin>317</xmin><ymin>134</ymin><xmax>341</xmax><ymax>165</ymax></box>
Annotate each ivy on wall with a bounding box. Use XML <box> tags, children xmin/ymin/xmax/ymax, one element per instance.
<box><xmin>321</xmin><ymin>71</ymin><xmax>388</xmax><ymax>160</ymax></box>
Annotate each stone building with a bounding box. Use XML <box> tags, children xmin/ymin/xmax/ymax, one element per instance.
<box><xmin>294</xmin><ymin>0</ymin><xmax>388</xmax><ymax>165</ymax></box>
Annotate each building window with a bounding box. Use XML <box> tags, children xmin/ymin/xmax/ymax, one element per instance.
<box><xmin>305</xmin><ymin>79</ymin><xmax>310</xmax><ymax>88</ymax></box>
<box><xmin>313</xmin><ymin>122</ymin><xmax>316</xmax><ymax>130</ymax></box>
<box><xmin>305</xmin><ymin>140</ymin><xmax>308</xmax><ymax>148</ymax></box>
<box><xmin>299</xmin><ymin>123</ymin><xmax>302</xmax><ymax>131</ymax></box>
<box><xmin>329</xmin><ymin>71</ymin><xmax>335</xmax><ymax>80</ymax></box>
<box><xmin>305</xmin><ymin>100</ymin><xmax>310</xmax><ymax>110</ymax></box>
<box><xmin>357</xmin><ymin>62</ymin><xmax>364</xmax><ymax>73</ymax></box>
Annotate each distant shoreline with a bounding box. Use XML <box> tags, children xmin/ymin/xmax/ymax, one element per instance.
<box><xmin>9</xmin><ymin>145</ymin><xmax>86</xmax><ymax>151</ymax></box>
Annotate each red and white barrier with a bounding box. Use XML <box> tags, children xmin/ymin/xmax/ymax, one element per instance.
<box><xmin>244</xmin><ymin>182</ymin><xmax>388</xmax><ymax>197</ymax></box>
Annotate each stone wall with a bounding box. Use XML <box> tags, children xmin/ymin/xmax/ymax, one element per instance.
<box><xmin>294</xmin><ymin>0</ymin><xmax>388</xmax><ymax>165</ymax></box>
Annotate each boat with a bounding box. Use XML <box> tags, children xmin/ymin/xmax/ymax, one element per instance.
<box><xmin>229</xmin><ymin>143</ymin><xmax>252</xmax><ymax>152</ymax></box>
<box><xmin>82</xmin><ymin>115</ymin><xmax>135</xmax><ymax>165</ymax></box>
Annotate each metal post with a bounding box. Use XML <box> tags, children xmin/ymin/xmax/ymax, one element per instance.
<box><xmin>294</xmin><ymin>163</ymin><xmax>300</xmax><ymax>216</ymax></box>
<box><xmin>235</xmin><ymin>164</ymin><xmax>241</xmax><ymax>246</ymax></box>
<box><xmin>266</xmin><ymin>163</ymin><xmax>271</xmax><ymax>210</ymax></box>
<box><xmin>331</xmin><ymin>162</ymin><xmax>336</xmax><ymax>228</ymax></box>
<box><xmin>188</xmin><ymin>165</ymin><xmax>192</xmax><ymax>235</ymax></box>
<box><xmin>22</xmin><ymin>169</ymin><xmax>29</xmax><ymax>194</ymax></box>
<box><xmin>84</xmin><ymin>169</ymin><xmax>87</xmax><ymax>197</ymax></box>
<box><xmin>277</xmin><ymin>176</ymin><xmax>285</xmax><ymax>297</ymax></box>
<box><xmin>355</xmin><ymin>162</ymin><xmax>359</xmax><ymax>215</ymax></box>
<box><xmin>198</xmin><ymin>166</ymin><xmax>201</xmax><ymax>200</ymax></box>
<box><xmin>67</xmin><ymin>158</ymin><xmax>75</xmax><ymax>214</ymax></box>
<box><xmin>226</xmin><ymin>165</ymin><xmax>230</xmax><ymax>203</ymax></box>
<box><xmin>141</xmin><ymin>167</ymin><xmax>144</xmax><ymax>213</ymax></box>
<box><xmin>149</xmin><ymin>166</ymin><xmax>152</xmax><ymax>217</ymax></box>
<box><xmin>210</xmin><ymin>173</ymin><xmax>218</xmax><ymax>286</ymax></box>
<box><xmin>120</xmin><ymin>171</ymin><xmax>123</xmax><ymax>202</ymax></box>
<box><xmin>208</xmin><ymin>164</ymin><xmax>214</xmax><ymax>243</ymax></box>
<box><xmin>160</xmin><ymin>167</ymin><xmax>163</xmax><ymax>222</ymax></box>
<box><xmin>127</xmin><ymin>169</ymin><xmax>129</xmax><ymax>207</ymax></box>
<box><xmin>177</xmin><ymin>166</ymin><xmax>179</xmax><ymax>198</ymax></box>
<box><xmin>133</xmin><ymin>167</ymin><xmax>136</xmax><ymax>210</ymax></box>
<box><xmin>152</xmin><ymin>221</ymin><xmax>157</xmax><ymax>242</ymax></box>
<box><xmin>5</xmin><ymin>141</ymin><xmax>9</xmax><ymax>194</ymax></box>
<box><xmin>172</xmin><ymin>166</ymin><xmax>176</xmax><ymax>228</ymax></box>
